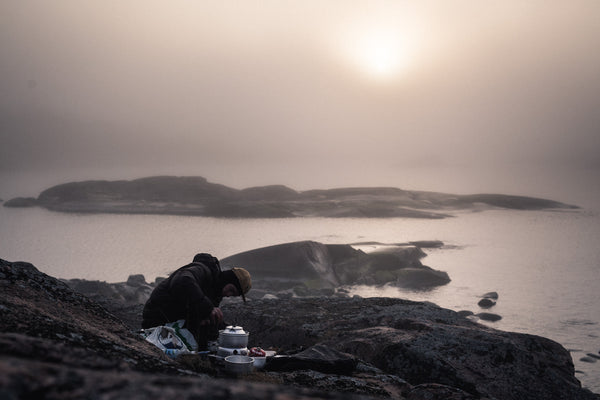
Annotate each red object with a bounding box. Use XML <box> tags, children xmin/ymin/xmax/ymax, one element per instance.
<box><xmin>249</xmin><ymin>347</ymin><xmax>266</xmax><ymax>357</ymax></box>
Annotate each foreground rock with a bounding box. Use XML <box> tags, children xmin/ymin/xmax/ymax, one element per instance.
<box><xmin>223</xmin><ymin>298</ymin><xmax>599</xmax><ymax>400</ymax></box>
<box><xmin>0</xmin><ymin>259</ymin><xmax>373</xmax><ymax>400</ymax></box>
<box><xmin>1</xmin><ymin>259</ymin><xmax>598</xmax><ymax>400</ymax></box>
<box><xmin>3</xmin><ymin>175</ymin><xmax>579</xmax><ymax>218</ymax></box>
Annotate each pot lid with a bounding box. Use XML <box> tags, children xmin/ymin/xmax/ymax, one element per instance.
<box><xmin>220</xmin><ymin>325</ymin><xmax>248</xmax><ymax>335</ymax></box>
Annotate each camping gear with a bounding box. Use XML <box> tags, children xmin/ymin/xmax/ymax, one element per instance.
<box><xmin>213</xmin><ymin>325</ymin><xmax>276</xmax><ymax>372</ymax></box>
<box><xmin>249</xmin><ymin>347</ymin><xmax>266</xmax><ymax>357</ymax></box>
<box><xmin>224</xmin><ymin>355</ymin><xmax>255</xmax><ymax>375</ymax></box>
<box><xmin>265</xmin><ymin>344</ymin><xmax>358</xmax><ymax>375</ymax></box>
<box><xmin>217</xmin><ymin>325</ymin><xmax>249</xmax><ymax>360</ymax></box>
<box><xmin>218</xmin><ymin>325</ymin><xmax>249</xmax><ymax>348</ymax></box>
<box><xmin>249</xmin><ymin>347</ymin><xmax>267</xmax><ymax>369</ymax></box>
<box><xmin>217</xmin><ymin>346</ymin><xmax>248</xmax><ymax>357</ymax></box>
<box><xmin>252</xmin><ymin>355</ymin><xmax>266</xmax><ymax>369</ymax></box>
<box><xmin>143</xmin><ymin>320</ymin><xmax>197</xmax><ymax>356</ymax></box>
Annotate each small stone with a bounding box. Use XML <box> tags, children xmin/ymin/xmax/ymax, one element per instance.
<box><xmin>476</xmin><ymin>313</ymin><xmax>502</xmax><ymax>322</ymax></box>
<box><xmin>478</xmin><ymin>298</ymin><xmax>496</xmax><ymax>308</ymax></box>
<box><xmin>482</xmin><ymin>292</ymin><xmax>499</xmax><ymax>300</ymax></box>
<box><xmin>580</xmin><ymin>356</ymin><xmax>597</xmax><ymax>363</ymax></box>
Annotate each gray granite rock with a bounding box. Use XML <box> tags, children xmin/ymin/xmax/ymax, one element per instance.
<box><xmin>475</xmin><ymin>312</ymin><xmax>503</xmax><ymax>322</ymax></box>
<box><xmin>481</xmin><ymin>292</ymin><xmax>499</xmax><ymax>300</ymax></box>
<box><xmin>224</xmin><ymin>297</ymin><xmax>597</xmax><ymax>400</ymax></box>
<box><xmin>1</xmin><ymin>258</ymin><xmax>598</xmax><ymax>400</ymax></box>
<box><xmin>3</xmin><ymin>196</ymin><xmax>38</xmax><ymax>207</ymax></box>
<box><xmin>477</xmin><ymin>298</ymin><xmax>496</xmax><ymax>308</ymax></box>
<box><xmin>221</xmin><ymin>240</ymin><xmax>450</xmax><ymax>290</ymax></box>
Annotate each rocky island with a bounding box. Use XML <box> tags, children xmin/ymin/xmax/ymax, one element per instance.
<box><xmin>3</xmin><ymin>175</ymin><xmax>579</xmax><ymax>218</ymax></box>
<box><xmin>1</xmin><ymin>255</ymin><xmax>598</xmax><ymax>399</ymax></box>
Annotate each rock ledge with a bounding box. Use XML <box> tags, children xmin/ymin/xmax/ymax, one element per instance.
<box><xmin>1</xmin><ymin>258</ymin><xmax>597</xmax><ymax>400</ymax></box>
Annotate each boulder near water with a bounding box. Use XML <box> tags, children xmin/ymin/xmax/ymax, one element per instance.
<box><xmin>220</xmin><ymin>240</ymin><xmax>450</xmax><ymax>292</ymax></box>
<box><xmin>476</xmin><ymin>312</ymin><xmax>503</xmax><ymax>322</ymax></box>
<box><xmin>481</xmin><ymin>292</ymin><xmax>499</xmax><ymax>300</ymax></box>
<box><xmin>477</xmin><ymin>298</ymin><xmax>496</xmax><ymax>308</ymax></box>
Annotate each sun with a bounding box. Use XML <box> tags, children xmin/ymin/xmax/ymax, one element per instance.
<box><xmin>356</xmin><ymin>34</ymin><xmax>406</xmax><ymax>79</ymax></box>
<box><xmin>334</xmin><ymin>24</ymin><xmax>417</xmax><ymax>82</ymax></box>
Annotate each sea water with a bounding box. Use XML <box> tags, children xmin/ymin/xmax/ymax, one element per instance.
<box><xmin>1</xmin><ymin>206</ymin><xmax>599</xmax><ymax>392</ymax></box>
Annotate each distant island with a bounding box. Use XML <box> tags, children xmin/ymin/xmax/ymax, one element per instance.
<box><xmin>3</xmin><ymin>175</ymin><xmax>579</xmax><ymax>218</ymax></box>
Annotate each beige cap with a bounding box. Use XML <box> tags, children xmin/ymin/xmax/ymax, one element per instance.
<box><xmin>232</xmin><ymin>267</ymin><xmax>251</xmax><ymax>302</ymax></box>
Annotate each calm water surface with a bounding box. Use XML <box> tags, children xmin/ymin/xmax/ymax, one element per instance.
<box><xmin>1</xmin><ymin>206</ymin><xmax>599</xmax><ymax>392</ymax></box>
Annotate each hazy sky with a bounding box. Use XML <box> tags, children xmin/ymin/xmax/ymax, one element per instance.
<box><xmin>1</xmin><ymin>1</ymin><xmax>599</xmax><ymax>201</ymax></box>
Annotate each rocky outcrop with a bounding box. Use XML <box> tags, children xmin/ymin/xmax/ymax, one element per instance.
<box><xmin>223</xmin><ymin>297</ymin><xmax>597</xmax><ymax>400</ymax></box>
<box><xmin>60</xmin><ymin>241</ymin><xmax>449</xmax><ymax>310</ymax></box>
<box><xmin>1</xmin><ymin>258</ymin><xmax>374</xmax><ymax>400</ymax></box>
<box><xmin>4</xmin><ymin>175</ymin><xmax>579</xmax><ymax>217</ymax></box>
<box><xmin>63</xmin><ymin>275</ymin><xmax>156</xmax><ymax>330</ymax></box>
<box><xmin>1</xmin><ymin>258</ymin><xmax>598</xmax><ymax>399</ymax></box>
<box><xmin>58</xmin><ymin>239</ymin><xmax>450</xmax><ymax>331</ymax></box>
<box><xmin>220</xmin><ymin>240</ymin><xmax>450</xmax><ymax>291</ymax></box>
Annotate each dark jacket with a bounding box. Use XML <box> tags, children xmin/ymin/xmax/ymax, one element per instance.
<box><xmin>142</xmin><ymin>261</ymin><xmax>223</xmax><ymax>337</ymax></box>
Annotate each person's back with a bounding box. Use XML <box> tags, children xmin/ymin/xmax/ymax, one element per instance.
<box><xmin>141</xmin><ymin>260</ymin><xmax>221</xmax><ymax>330</ymax></box>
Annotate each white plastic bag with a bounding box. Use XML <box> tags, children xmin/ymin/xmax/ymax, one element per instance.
<box><xmin>144</xmin><ymin>319</ymin><xmax>198</xmax><ymax>356</ymax></box>
<box><xmin>166</xmin><ymin>319</ymin><xmax>197</xmax><ymax>351</ymax></box>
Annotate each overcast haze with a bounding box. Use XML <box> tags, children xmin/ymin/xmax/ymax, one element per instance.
<box><xmin>1</xmin><ymin>1</ymin><xmax>599</xmax><ymax>205</ymax></box>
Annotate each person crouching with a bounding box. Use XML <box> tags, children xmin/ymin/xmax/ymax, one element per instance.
<box><xmin>142</xmin><ymin>253</ymin><xmax>251</xmax><ymax>351</ymax></box>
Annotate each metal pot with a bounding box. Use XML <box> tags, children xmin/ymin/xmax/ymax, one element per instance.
<box><xmin>253</xmin><ymin>356</ymin><xmax>266</xmax><ymax>369</ymax></box>
<box><xmin>224</xmin><ymin>355</ymin><xmax>254</xmax><ymax>375</ymax></box>
<box><xmin>218</xmin><ymin>325</ymin><xmax>249</xmax><ymax>349</ymax></box>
